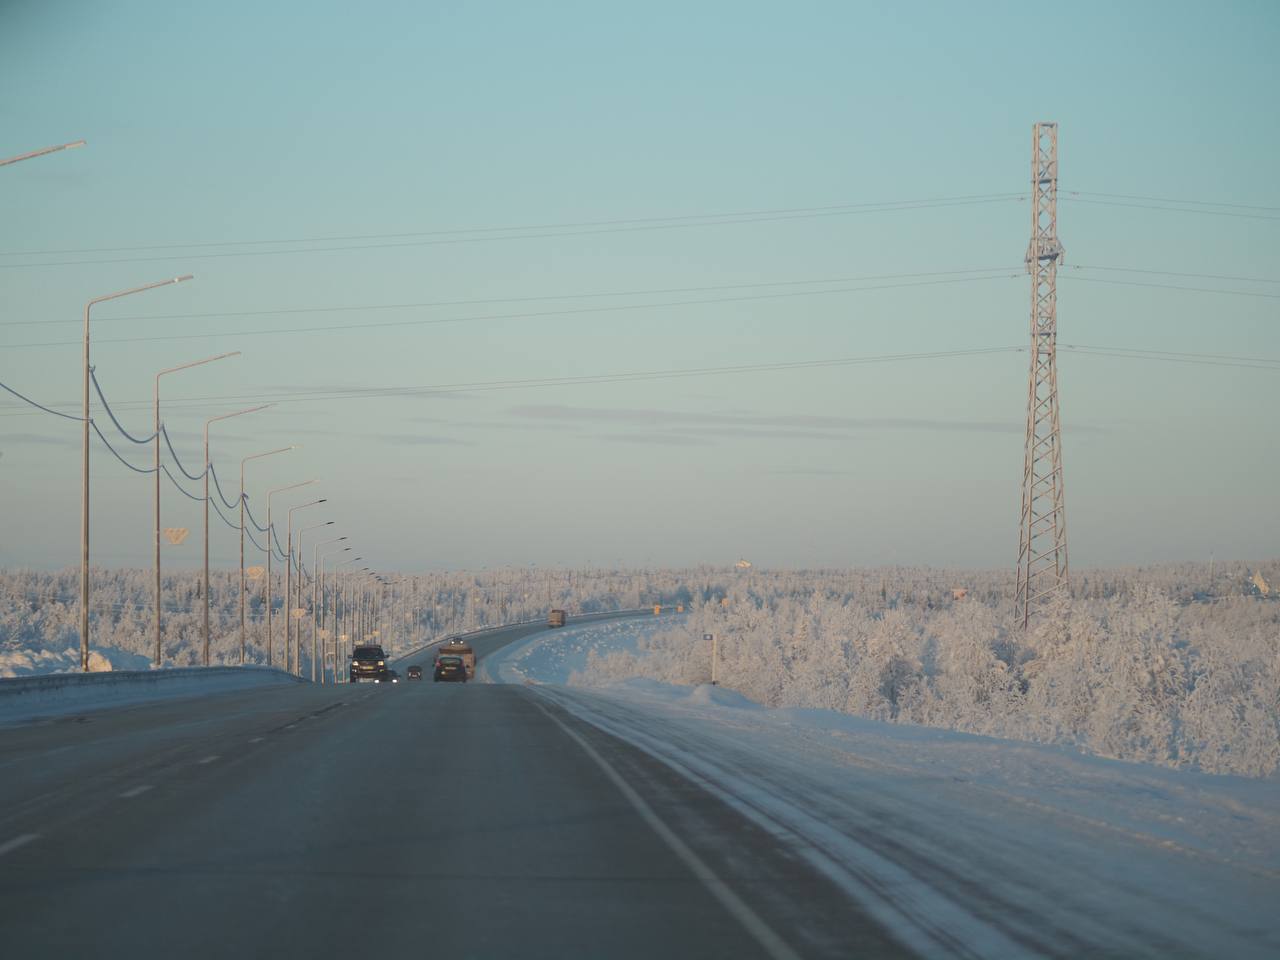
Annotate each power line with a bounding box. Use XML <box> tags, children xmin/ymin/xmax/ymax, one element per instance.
<box><xmin>1062</xmin><ymin>196</ymin><xmax>1280</xmax><ymax>221</ymax></box>
<box><xmin>1071</xmin><ymin>264</ymin><xmax>1280</xmax><ymax>285</ymax></box>
<box><xmin>1061</xmin><ymin>276</ymin><xmax>1280</xmax><ymax>299</ymax></box>
<box><xmin>1064</xmin><ymin>190</ymin><xmax>1280</xmax><ymax>213</ymax></box>
<box><xmin>0</xmin><ymin>265</ymin><xmax>1020</xmax><ymax>328</ymax></box>
<box><xmin>0</xmin><ymin>272</ymin><xmax>1022</xmax><ymax>349</ymax></box>
<box><xmin>0</xmin><ymin>347</ymin><xmax>1027</xmax><ymax>420</ymax></box>
<box><xmin>4</xmin><ymin>342</ymin><xmax>1275</xmax><ymax>425</ymax></box>
<box><xmin>0</xmin><ymin>194</ymin><xmax>1026</xmax><ymax>270</ymax></box>
<box><xmin>1061</xmin><ymin>344</ymin><xmax>1280</xmax><ymax>371</ymax></box>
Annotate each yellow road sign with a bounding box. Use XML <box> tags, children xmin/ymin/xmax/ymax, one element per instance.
<box><xmin>163</xmin><ymin>527</ymin><xmax>189</xmax><ymax>545</ymax></box>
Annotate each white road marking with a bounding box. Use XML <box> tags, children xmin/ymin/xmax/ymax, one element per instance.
<box><xmin>197</xmin><ymin>755</ymin><xmax>220</xmax><ymax>765</ymax></box>
<box><xmin>0</xmin><ymin>833</ymin><xmax>40</xmax><ymax>857</ymax></box>
<box><xmin>118</xmin><ymin>784</ymin><xmax>153</xmax><ymax>799</ymax></box>
<box><xmin>530</xmin><ymin>700</ymin><xmax>803</xmax><ymax>960</ymax></box>
<box><xmin>248</xmin><ymin>737</ymin><xmax>264</xmax><ymax>744</ymax></box>
<box><xmin>284</xmin><ymin>724</ymin><xmax>296</xmax><ymax>730</ymax></box>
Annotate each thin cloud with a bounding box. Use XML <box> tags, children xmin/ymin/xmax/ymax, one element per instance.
<box><xmin>510</xmin><ymin>403</ymin><xmax>1028</xmax><ymax>434</ymax></box>
<box><xmin>589</xmin><ymin>433</ymin><xmax>712</xmax><ymax>447</ymax></box>
<box><xmin>376</xmin><ymin>433</ymin><xmax>474</xmax><ymax>446</ymax></box>
<box><xmin>1</xmin><ymin>432</ymin><xmax>76</xmax><ymax>447</ymax></box>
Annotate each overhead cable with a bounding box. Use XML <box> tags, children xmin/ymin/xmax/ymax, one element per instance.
<box><xmin>90</xmin><ymin>367</ymin><xmax>158</xmax><ymax>443</ymax></box>
<box><xmin>0</xmin><ymin>265</ymin><xmax>1022</xmax><ymax>327</ymax></box>
<box><xmin>161</xmin><ymin>425</ymin><xmax>207</xmax><ymax>481</ymax></box>
<box><xmin>3</xmin><ymin>272</ymin><xmax>1021</xmax><ymax>349</ymax></box>
<box><xmin>0</xmin><ymin>378</ymin><xmax>84</xmax><ymax>421</ymax></box>
<box><xmin>0</xmin><ymin>193</ymin><xmax>1025</xmax><ymax>267</ymax></box>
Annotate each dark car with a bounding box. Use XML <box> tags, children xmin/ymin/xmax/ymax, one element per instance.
<box><xmin>434</xmin><ymin>655</ymin><xmax>467</xmax><ymax>683</ymax></box>
<box><xmin>377</xmin><ymin>669</ymin><xmax>400</xmax><ymax>684</ymax></box>
<box><xmin>406</xmin><ymin>665</ymin><xmax>423</xmax><ymax>680</ymax></box>
<box><xmin>349</xmin><ymin>644</ymin><xmax>389</xmax><ymax>683</ymax></box>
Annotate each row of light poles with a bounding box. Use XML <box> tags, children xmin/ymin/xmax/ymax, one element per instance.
<box><xmin>7</xmin><ymin>139</ymin><xmax>396</xmax><ymax>676</ymax></box>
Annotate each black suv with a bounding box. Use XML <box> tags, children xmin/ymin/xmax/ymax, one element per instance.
<box><xmin>350</xmin><ymin>645</ymin><xmax>389</xmax><ymax>683</ymax></box>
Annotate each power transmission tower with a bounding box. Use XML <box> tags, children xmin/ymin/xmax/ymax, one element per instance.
<box><xmin>1016</xmin><ymin>122</ymin><xmax>1069</xmax><ymax>627</ymax></box>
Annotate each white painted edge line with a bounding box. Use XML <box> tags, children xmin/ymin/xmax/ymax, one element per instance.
<box><xmin>118</xmin><ymin>784</ymin><xmax>153</xmax><ymax>799</ymax></box>
<box><xmin>197</xmin><ymin>755</ymin><xmax>220</xmax><ymax>765</ymax></box>
<box><xmin>530</xmin><ymin>699</ymin><xmax>803</xmax><ymax>960</ymax></box>
<box><xmin>0</xmin><ymin>833</ymin><xmax>40</xmax><ymax>857</ymax></box>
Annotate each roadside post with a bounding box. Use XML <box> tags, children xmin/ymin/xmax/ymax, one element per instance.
<box><xmin>706</xmin><ymin>633</ymin><xmax>718</xmax><ymax>685</ymax></box>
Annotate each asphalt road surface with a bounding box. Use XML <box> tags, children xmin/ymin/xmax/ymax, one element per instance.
<box><xmin>0</xmin><ymin>616</ymin><xmax>907</xmax><ymax>959</ymax></box>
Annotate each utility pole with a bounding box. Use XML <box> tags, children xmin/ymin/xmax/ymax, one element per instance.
<box><xmin>1016</xmin><ymin>121</ymin><xmax>1069</xmax><ymax>627</ymax></box>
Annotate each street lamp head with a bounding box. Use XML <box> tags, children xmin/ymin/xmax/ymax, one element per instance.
<box><xmin>67</xmin><ymin>140</ymin><xmax>86</xmax><ymax>149</ymax></box>
<box><xmin>174</xmin><ymin>274</ymin><xmax>194</xmax><ymax>284</ymax></box>
<box><xmin>318</xmin><ymin>499</ymin><xmax>328</xmax><ymax>504</ymax></box>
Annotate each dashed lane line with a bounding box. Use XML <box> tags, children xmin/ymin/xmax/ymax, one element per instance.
<box><xmin>248</xmin><ymin>737</ymin><xmax>264</xmax><ymax>744</ymax></box>
<box><xmin>0</xmin><ymin>833</ymin><xmax>40</xmax><ymax>857</ymax></box>
<box><xmin>197</xmin><ymin>755</ymin><xmax>220</xmax><ymax>765</ymax></box>
<box><xmin>118</xmin><ymin>785</ymin><xmax>153</xmax><ymax>799</ymax></box>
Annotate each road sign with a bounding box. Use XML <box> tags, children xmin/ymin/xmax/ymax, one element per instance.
<box><xmin>246</xmin><ymin>566</ymin><xmax>265</xmax><ymax>581</ymax></box>
<box><xmin>163</xmin><ymin>527</ymin><xmax>189</xmax><ymax>545</ymax></box>
<box><xmin>291</xmin><ymin>608</ymin><xmax>306</xmax><ymax>619</ymax></box>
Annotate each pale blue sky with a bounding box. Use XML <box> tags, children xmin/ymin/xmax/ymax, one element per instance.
<box><xmin>1</xmin><ymin>0</ymin><xmax>1277</xmax><ymax>571</ymax></box>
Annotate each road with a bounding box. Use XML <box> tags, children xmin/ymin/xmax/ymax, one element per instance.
<box><xmin>0</xmin><ymin>616</ymin><xmax>908</xmax><ymax>959</ymax></box>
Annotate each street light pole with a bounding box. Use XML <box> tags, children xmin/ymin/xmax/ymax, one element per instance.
<box><xmin>286</xmin><ymin>501</ymin><xmax>326</xmax><ymax>674</ymax></box>
<box><xmin>295</xmin><ymin>521</ymin><xmax>333</xmax><ymax>675</ymax></box>
<box><xmin>0</xmin><ymin>139</ymin><xmax>85</xmax><ymax>167</ymax></box>
<box><xmin>264</xmin><ymin>480</ymin><xmax>317</xmax><ymax>668</ymax></box>
<box><xmin>318</xmin><ymin>546</ymin><xmax>352</xmax><ymax>684</ymax></box>
<box><xmin>153</xmin><ymin>351</ymin><xmax>239</xmax><ymax>668</ymax></box>
<box><xmin>202</xmin><ymin>404</ymin><xmax>270</xmax><ymax>667</ymax></box>
<box><xmin>81</xmin><ymin>276</ymin><xmax>193</xmax><ymax>672</ymax></box>
<box><xmin>313</xmin><ymin>538</ymin><xmax>348</xmax><ymax>683</ymax></box>
<box><xmin>240</xmin><ymin>447</ymin><xmax>294</xmax><ymax>664</ymax></box>
<box><xmin>332</xmin><ymin>557</ymin><xmax>361</xmax><ymax>683</ymax></box>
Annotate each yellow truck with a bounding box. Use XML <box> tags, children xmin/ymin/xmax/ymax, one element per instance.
<box><xmin>435</xmin><ymin>638</ymin><xmax>476</xmax><ymax>678</ymax></box>
<box><xmin>547</xmin><ymin>609</ymin><xmax>567</xmax><ymax>628</ymax></box>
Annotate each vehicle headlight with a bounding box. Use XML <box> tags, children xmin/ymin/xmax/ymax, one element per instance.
<box><xmin>377</xmin><ymin>661</ymin><xmax>384</xmax><ymax>666</ymax></box>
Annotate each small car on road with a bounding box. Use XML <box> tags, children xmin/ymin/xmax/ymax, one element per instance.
<box><xmin>406</xmin><ymin>665</ymin><xmax>423</xmax><ymax>680</ymax></box>
<box><xmin>434</xmin><ymin>655</ymin><xmax>467</xmax><ymax>683</ymax></box>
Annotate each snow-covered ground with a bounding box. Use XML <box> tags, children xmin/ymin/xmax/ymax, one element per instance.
<box><xmin>481</xmin><ymin>618</ymin><xmax>1280</xmax><ymax>958</ymax></box>
<box><xmin>0</xmin><ymin>643</ymin><xmax>153</xmax><ymax>678</ymax></box>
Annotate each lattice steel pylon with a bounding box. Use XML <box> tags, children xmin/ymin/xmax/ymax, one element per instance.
<box><xmin>1016</xmin><ymin>122</ymin><xmax>1069</xmax><ymax>627</ymax></box>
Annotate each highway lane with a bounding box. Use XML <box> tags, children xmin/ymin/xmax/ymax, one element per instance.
<box><xmin>0</xmin><ymin>617</ymin><xmax>907</xmax><ymax>959</ymax></box>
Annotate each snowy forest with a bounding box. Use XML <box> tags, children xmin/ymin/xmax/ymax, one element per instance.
<box><xmin>3</xmin><ymin>560</ymin><xmax>1277</xmax><ymax>777</ymax></box>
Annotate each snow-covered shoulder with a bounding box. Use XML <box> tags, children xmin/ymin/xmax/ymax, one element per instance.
<box><xmin>485</xmin><ymin>615</ymin><xmax>1280</xmax><ymax>956</ymax></box>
